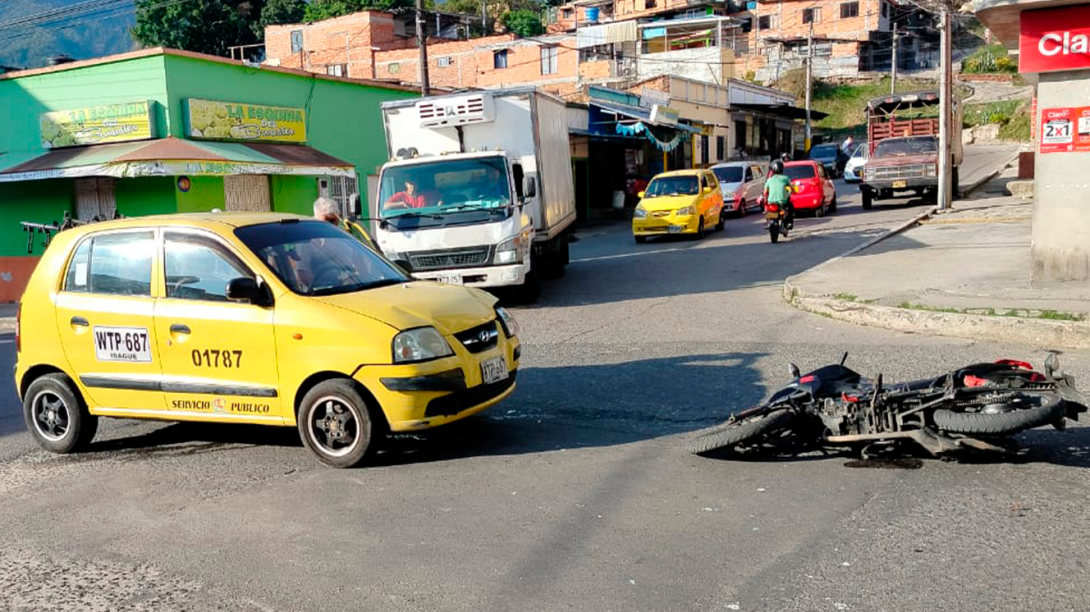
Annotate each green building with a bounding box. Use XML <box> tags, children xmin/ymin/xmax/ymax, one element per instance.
<box><xmin>0</xmin><ymin>48</ymin><xmax>419</xmax><ymax>302</ymax></box>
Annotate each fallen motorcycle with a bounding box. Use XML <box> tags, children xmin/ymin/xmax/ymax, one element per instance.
<box><xmin>688</xmin><ymin>354</ymin><xmax>1087</xmax><ymax>459</ymax></box>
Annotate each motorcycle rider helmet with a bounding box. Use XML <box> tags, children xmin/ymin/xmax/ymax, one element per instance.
<box><xmin>770</xmin><ymin>160</ymin><xmax>784</xmax><ymax>174</ymax></box>
<box><xmin>780</xmin><ymin>152</ymin><xmax>792</xmax><ymax>162</ymax></box>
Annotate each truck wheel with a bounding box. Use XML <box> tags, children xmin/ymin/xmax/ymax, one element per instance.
<box><xmin>861</xmin><ymin>190</ymin><xmax>873</xmax><ymax>210</ymax></box>
<box><xmin>23</xmin><ymin>373</ymin><xmax>98</xmax><ymax>454</ymax></box>
<box><xmin>298</xmin><ymin>379</ymin><xmax>377</xmax><ymax>468</ymax></box>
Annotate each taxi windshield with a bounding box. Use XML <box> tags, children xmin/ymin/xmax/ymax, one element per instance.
<box><xmin>644</xmin><ymin>176</ymin><xmax>699</xmax><ymax>197</ymax></box>
<box><xmin>380</xmin><ymin>156</ymin><xmax>512</xmax><ymax>218</ymax></box>
<box><xmin>236</xmin><ymin>220</ymin><xmax>408</xmax><ymax>297</ymax></box>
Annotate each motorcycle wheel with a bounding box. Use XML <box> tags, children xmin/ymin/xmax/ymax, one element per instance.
<box><xmin>688</xmin><ymin>409</ymin><xmax>794</xmax><ymax>456</ymax></box>
<box><xmin>769</xmin><ymin>225</ymin><xmax>779</xmax><ymax>244</ymax></box>
<box><xmin>933</xmin><ymin>391</ymin><xmax>1065</xmax><ymax>435</ymax></box>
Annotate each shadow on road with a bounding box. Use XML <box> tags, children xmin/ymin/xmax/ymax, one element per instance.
<box><xmin>52</xmin><ymin>352</ymin><xmax>769</xmax><ymax>466</ymax></box>
<box><xmin>528</xmin><ymin>223</ymin><xmax>926</xmax><ymax>309</ymax></box>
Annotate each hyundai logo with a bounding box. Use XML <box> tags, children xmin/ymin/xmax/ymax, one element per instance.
<box><xmin>478</xmin><ymin>329</ymin><xmax>493</xmax><ymax>343</ymax></box>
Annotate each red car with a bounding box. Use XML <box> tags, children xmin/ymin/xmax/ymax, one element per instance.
<box><xmin>783</xmin><ymin>160</ymin><xmax>837</xmax><ymax>216</ymax></box>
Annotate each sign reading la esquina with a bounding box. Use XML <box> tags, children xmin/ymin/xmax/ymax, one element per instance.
<box><xmin>40</xmin><ymin>99</ymin><xmax>308</xmax><ymax>149</ymax></box>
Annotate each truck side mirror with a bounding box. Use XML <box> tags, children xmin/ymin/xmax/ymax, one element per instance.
<box><xmin>522</xmin><ymin>176</ymin><xmax>536</xmax><ymax>199</ymax></box>
<box><xmin>349</xmin><ymin>194</ymin><xmax>362</xmax><ymax>218</ymax></box>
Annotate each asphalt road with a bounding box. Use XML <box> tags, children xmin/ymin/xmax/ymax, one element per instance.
<box><xmin>3</xmin><ymin>176</ymin><xmax>1090</xmax><ymax>612</ymax></box>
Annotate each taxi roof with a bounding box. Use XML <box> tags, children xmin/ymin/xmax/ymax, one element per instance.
<box><xmin>652</xmin><ymin>169</ymin><xmax>706</xmax><ymax>178</ymax></box>
<box><xmin>59</xmin><ymin>212</ymin><xmax>313</xmax><ymax>235</ymax></box>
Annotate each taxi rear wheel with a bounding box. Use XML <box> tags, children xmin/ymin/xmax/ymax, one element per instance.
<box><xmin>23</xmin><ymin>373</ymin><xmax>98</xmax><ymax>454</ymax></box>
<box><xmin>298</xmin><ymin>379</ymin><xmax>376</xmax><ymax>468</ymax></box>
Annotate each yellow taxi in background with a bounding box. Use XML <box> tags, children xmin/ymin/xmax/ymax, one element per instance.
<box><xmin>15</xmin><ymin>213</ymin><xmax>520</xmax><ymax>468</ymax></box>
<box><xmin>632</xmin><ymin>169</ymin><xmax>726</xmax><ymax>243</ymax></box>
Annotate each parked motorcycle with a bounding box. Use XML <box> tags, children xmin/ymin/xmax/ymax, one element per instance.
<box><xmin>688</xmin><ymin>354</ymin><xmax>1087</xmax><ymax>460</ymax></box>
<box><xmin>761</xmin><ymin>195</ymin><xmax>792</xmax><ymax>244</ymax></box>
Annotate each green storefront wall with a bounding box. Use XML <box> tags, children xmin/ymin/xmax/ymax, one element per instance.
<box><xmin>0</xmin><ymin>49</ymin><xmax>418</xmax><ymax>300</ymax></box>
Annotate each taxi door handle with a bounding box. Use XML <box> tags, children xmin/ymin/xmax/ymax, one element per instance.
<box><xmin>170</xmin><ymin>323</ymin><xmax>191</xmax><ymax>335</ymax></box>
<box><xmin>71</xmin><ymin>316</ymin><xmax>89</xmax><ymax>327</ymax></box>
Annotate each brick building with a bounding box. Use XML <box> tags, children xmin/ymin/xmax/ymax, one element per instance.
<box><xmin>547</xmin><ymin>0</ymin><xmax>936</xmax><ymax>83</ymax></box>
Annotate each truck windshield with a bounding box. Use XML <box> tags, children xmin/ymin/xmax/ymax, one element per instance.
<box><xmin>380</xmin><ymin>157</ymin><xmax>511</xmax><ymax>218</ymax></box>
<box><xmin>644</xmin><ymin>176</ymin><xmax>698</xmax><ymax>197</ymax></box>
<box><xmin>875</xmin><ymin>136</ymin><xmax>938</xmax><ymax>157</ymax></box>
<box><xmin>236</xmin><ymin>220</ymin><xmax>407</xmax><ymax>297</ymax></box>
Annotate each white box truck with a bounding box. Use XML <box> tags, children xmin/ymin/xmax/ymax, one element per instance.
<box><xmin>374</xmin><ymin>87</ymin><xmax>576</xmax><ymax>301</ymax></box>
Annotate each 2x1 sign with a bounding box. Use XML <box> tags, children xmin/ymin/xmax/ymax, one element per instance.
<box><xmin>1038</xmin><ymin>106</ymin><xmax>1090</xmax><ymax>154</ymax></box>
<box><xmin>1019</xmin><ymin>5</ymin><xmax>1090</xmax><ymax>73</ymax></box>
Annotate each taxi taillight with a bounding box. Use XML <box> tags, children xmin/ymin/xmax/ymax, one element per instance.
<box><xmin>15</xmin><ymin>303</ymin><xmax>20</xmax><ymax>353</ymax></box>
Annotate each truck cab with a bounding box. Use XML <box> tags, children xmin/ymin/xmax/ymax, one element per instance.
<box><xmin>859</xmin><ymin>92</ymin><xmax>962</xmax><ymax>209</ymax></box>
<box><xmin>375</xmin><ymin>88</ymin><xmax>576</xmax><ymax>301</ymax></box>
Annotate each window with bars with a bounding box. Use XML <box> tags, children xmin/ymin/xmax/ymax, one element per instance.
<box><xmin>840</xmin><ymin>1</ymin><xmax>859</xmax><ymax>18</ymax></box>
<box><xmin>802</xmin><ymin>7</ymin><xmax>821</xmax><ymax>23</ymax></box>
<box><xmin>540</xmin><ymin>46</ymin><xmax>558</xmax><ymax>74</ymax></box>
<box><xmin>290</xmin><ymin>30</ymin><xmax>303</xmax><ymax>53</ymax></box>
<box><xmin>323</xmin><ymin>175</ymin><xmax>359</xmax><ymax>219</ymax></box>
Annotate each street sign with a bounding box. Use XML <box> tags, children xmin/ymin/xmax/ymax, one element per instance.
<box><xmin>1019</xmin><ymin>5</ymin><xmax>1090</xmax><ymax>73</ymax></box>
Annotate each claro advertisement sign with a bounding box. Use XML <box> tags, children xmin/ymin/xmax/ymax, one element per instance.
<box><xmin>184</xmin><ymin>99</ymin><xmax>307</xmax><ymax>143</ymax></box>
<box><xmin>1020</xmin><ymin>5</ymin><xmax>1090</xmax><ymax>73</ymax></box>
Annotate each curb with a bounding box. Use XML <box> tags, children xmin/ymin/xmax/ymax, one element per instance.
<box><xmin>783</xmin><ymin>283</ymin><xmax>1090</xmax><ymax>348</ymax></box>
<box><xmin>958</xmin><ymin>150</ymin><xmax>1021</xmax><ymax>198</ymax></box>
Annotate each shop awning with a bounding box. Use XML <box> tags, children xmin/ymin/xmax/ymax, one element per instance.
<box><xmin>732</xmin><ymin>103</ymin><xmax>829</xmax><ymax>121</ymax></box>
<box><xmin>592</xmin><ymin>101</ymin><xmax>703</xmax><ymax>133</ymax></box>
<box><xmin>0</xmin><ymin>137</ymin><xmax>355</xmax><ymax>182</ymax></box>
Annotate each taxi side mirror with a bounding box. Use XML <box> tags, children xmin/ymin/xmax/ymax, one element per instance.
<box><xmin>703</xmin><ymin>186</ymin><xmax>713</xmax><ymax>194</ymax></box>
<box><xmin>226</xmin><ymin>277</ymin><xmax>267</xmax><ymax>306</ymax></box>
<box><xmin>638</xmin><ymin>191</ymin><xmax>645</xmax><ymax>198</ymax></box>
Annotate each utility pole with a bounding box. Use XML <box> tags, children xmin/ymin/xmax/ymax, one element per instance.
<box><xmin>890</xmin><ymin>22</ymin><xmax>898</xmax><ymax>94</ymax></box>
<box><xmin>804</xmin><ymin>21</ymin><xmax>813</xmax><ymax>153</ymax></box>
<box><xmin>937</xmin><ymin>7</ymin><xmax>952</xmax><ymax>211</ymax></box>
<box><xmin>416</xmin><ymin>0</ymin><xmax>431</xmax><ymax>96</ymax></box>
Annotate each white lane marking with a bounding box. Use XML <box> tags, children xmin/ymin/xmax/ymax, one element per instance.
<box><xmin>572</xmin><ymin>245</ymin><xmax>693</xmax><ymax>263</ymax></box>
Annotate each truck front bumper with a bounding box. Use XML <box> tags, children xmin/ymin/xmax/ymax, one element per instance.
<box><xmin>412</xmin><ymin>262</ymin><xmax>530</xmax><ymax>287</ymax></box>
<box><xmin>862</xmin><ymin>177</ymin><xmax>937</xmax><ymax>194</ymax></box>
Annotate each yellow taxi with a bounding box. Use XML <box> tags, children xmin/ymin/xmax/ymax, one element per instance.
<box><xmin>632</xmin><ymin>169</ymin><xmax>726</xmax><ymax>243</ymax></box>
<box><xmin>14</xmin><ymin>213</ymin><xmax>520</xmax><ymax>468</ymax></box>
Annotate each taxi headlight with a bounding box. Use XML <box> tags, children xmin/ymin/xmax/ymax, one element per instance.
<box><xmin>633</xmin><ymin>207</ymin><xmax>648</xmax><ymax>219</ymax></box>
<box><xmin>392</xmin><ymin>327</ymin><xmax>454</xmax><ymax>363</ymax></box>
<box><xmin>675</xmin><ymin>205</ymin><xmax>695</xmax><ymax>216</ymax></box>
<box><xmin>495</xmin><ymin>306</ymin><xmax>520</xmax><ymax>338</ymax></box>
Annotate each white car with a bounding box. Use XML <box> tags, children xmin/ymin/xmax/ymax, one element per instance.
<box><xmin>843</xmin><ymin>143</ymin><xmax>868</xmax><ymax>183</ymax></box>
<box><xmin>711</xmin><ymin>161</ymin><xmax>767</xmax><ymax>216</ymax></box>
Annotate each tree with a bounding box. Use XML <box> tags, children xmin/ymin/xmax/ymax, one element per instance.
<box><xmin>133</xmin><ymin>0</ymin><xmax>264</xmax><ymax>57</ymax></box>
<box><xmin>256</xmin><ymin>0</ymin><xmax>307</xmax><ymax>37</ymax></box>
<box><xmin>500</xmin><ymin>8</ymin><xmax>543</xmax><ymax>37</ymax></box>
<box><xmin>303</xmin><ymin>0</ymin><xmax>414</xmax><ymax>22</ymax></box>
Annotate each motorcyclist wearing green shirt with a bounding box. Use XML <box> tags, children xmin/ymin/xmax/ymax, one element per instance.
<box><xmin>764</xmin><ymin>160</ymin><xmax>794</xmax><ymax>230</ymax></box>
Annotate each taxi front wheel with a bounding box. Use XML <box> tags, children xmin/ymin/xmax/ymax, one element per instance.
<box><xmin>23</xmin><ymin>373</ymin><xmax>98</xmax><ymax>454</ymax></box>
<box><xmin>298</xmin><ymin>379</ymin><xmax>377</xmax><ymax>468</ymax></box>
